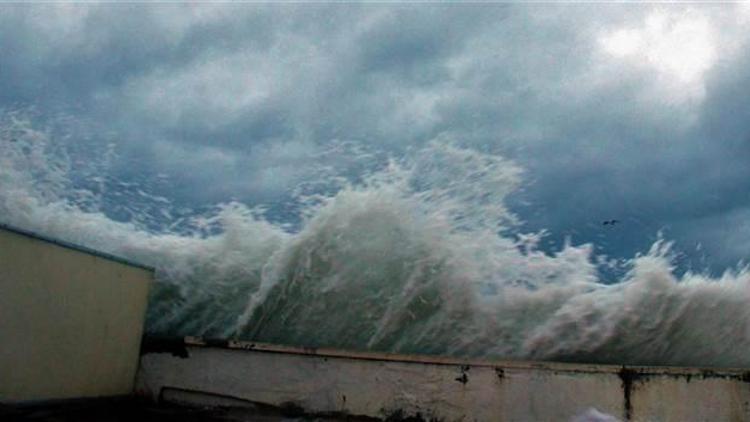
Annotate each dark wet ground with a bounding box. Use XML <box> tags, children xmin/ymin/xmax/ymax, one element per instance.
<box><xmin>0</xmin><ymin>398</ymin><xmax>357</xmax><ymax>422</ymax></box>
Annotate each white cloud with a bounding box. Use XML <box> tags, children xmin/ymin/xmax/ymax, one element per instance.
<box><xmin>121</xmin><ymin>24</ymin><xmax>335</xmax><ymax>129</ymax></box>
<box><xmin>599</xmin><ymin>8</ymin><xmax>716</xmax><ymax>100</ymax></box>
<box><xmin>126</xmin><ymin>51</ymin><xmax>277</xmax><ymax>127</ymax></box>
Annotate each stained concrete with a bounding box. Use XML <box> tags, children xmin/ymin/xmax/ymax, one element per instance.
<box><xmin>137</xmin><ymin>338</ymin><xmax>750</xmax><ymax>422</ymax></box>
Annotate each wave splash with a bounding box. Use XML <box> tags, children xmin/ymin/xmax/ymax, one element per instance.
<box><xmin>2</xmin><ymin>112</ymin><xmax>750</xmax><ymax>367</ymax></box>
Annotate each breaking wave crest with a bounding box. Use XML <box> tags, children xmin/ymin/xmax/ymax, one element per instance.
<box><xmin>2</xmin><ymin>111</ymin><xmax>750</xmax><ymax>367</ymax></box>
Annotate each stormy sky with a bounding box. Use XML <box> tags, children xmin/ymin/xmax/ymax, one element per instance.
<box><xmin>2</xmin><ymin>3</ymin><xmax>750</xmax><ymax>274</ymax></box>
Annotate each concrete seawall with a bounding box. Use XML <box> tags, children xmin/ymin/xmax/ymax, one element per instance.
<box><xmin>136</xmin><ymin>337</ymin><xmax>750</xmax><ymax>421</ymax></box>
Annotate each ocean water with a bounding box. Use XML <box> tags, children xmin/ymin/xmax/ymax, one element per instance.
<box><xmin>2</xmin><ymin>111</ymin><xmax>749</xmax><ymax>367</ymax></box>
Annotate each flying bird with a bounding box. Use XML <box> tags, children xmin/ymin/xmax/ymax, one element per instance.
<box><xmin>602</xmin><ymin>219</ymin><xmax>619</xmax><ymax>226</ymax></box>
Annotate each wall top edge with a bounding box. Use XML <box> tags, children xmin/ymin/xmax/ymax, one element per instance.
<box><xmin>0</xmin><ymin>222</ymin><xmax>155</xmax><ymax>273</ymax></box>
<box><xmin>141</xmin><ymin>336</ymin><xmax>750</xmax><ymax>379</ymax></box>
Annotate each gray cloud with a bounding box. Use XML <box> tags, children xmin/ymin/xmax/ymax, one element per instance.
<box><xmin>3</xmin><ymin>3</ymin><xmax>750</xmax><ymax>269</ymax></box>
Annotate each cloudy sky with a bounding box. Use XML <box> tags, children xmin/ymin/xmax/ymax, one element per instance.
<box><xmin>2</xmin><ymin>3</ymin><xmax>750</xmax><ymax>274</ymax></box>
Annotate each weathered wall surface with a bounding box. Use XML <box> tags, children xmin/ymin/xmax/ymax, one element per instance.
<box><xmin>137</xmin><ymin>339</ymin><xmax>750</xmax><ymax>422</ymax></box>
<box><xmin>0</xmin><ymin>225</ymin><xmax>153</xmax><ymax>402</ymax></box>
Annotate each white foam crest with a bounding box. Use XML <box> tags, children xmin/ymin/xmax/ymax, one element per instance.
<box><xmin>3</xmin><ymin>113</ymin><xmax>750</xmax><ymax>366</ymax></box>
<box><xmin>523</xmin><ymin>241</ymin><xmax>750</xmax><ymax>366</ymax></box>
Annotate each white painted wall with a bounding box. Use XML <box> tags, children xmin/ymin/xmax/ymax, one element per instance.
<box><xmin>0</xmin><ymin>226</ymin><xmax>153</xmax><ymax>402</ymax></box>
<box><xmin>137</xmin><ymin>339</ymin><xmax>750</xmax><ymax>421</ymax></box>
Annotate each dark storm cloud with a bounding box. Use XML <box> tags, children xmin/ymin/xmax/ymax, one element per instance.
<box><xmin>2</xmin><ymin>3</ymin><xmax>750</xmax><ymax>267</ymax></box>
